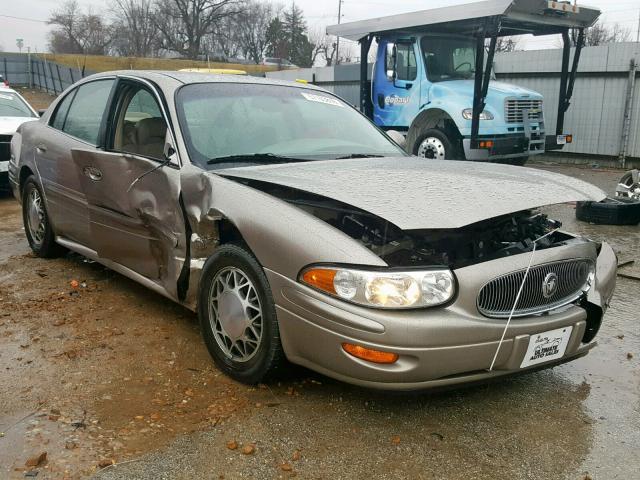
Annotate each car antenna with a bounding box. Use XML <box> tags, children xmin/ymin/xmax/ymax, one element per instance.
<box><xmin>488</xmin><ymin>227</ymin><xmax>561</xmax><ymax>372</ymax></box>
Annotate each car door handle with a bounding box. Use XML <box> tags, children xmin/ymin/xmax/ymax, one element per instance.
<box><xmin>36</xmin><ymin>144</ymin><xmax>47</xmax><ymax>153</ymax></box>
<box><xmin>83</xmin><ymin>166</ymin><xmax>103</xmax><ymax>182</ymax></box>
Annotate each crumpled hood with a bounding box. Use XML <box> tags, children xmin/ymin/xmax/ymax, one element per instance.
<box><xmin>0</xmin><ymin>116</ymin><xmax>38</xmax><ymax>135</ymax></box>
<box><xmin>221</xmin><ymin>158</ymin><xmax>606</xmax><ymax>230</ymax></box>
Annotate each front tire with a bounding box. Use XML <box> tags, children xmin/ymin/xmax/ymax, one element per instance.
<box><xmin>198</xmin><ymin>244</ymin><xmax>286</xmax><ymax>384</ymax></box>
<box><xmin>408</xmin><ymin>128</ymin><xmax>460</xmax><ymax>160</ymax></box>
<box><xmin>21</xmin><ymin>176</ymin><xmax>65</xmax><ymax>258</ymax></box>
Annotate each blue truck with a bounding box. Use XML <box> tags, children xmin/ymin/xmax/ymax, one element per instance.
<box><xmin>328</xmin><ymin>0</ymin><xmax>600</xmax><ymax>165</ymax></box>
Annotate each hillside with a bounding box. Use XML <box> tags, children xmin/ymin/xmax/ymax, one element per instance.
<box><xmin>39</xmin><ymin>54</ymin><xmax>279</xmax><ymax>75</ymax></box>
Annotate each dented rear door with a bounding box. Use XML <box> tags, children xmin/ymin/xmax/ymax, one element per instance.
<box><xmin>71</xmin><ymin>149</ymin><xmax>186</xmax><ymax>297</ymax></box>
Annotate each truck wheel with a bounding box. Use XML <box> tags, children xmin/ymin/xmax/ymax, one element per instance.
<box><xmin>576</xmin><ymin>198</ymin><xmax>640</xmax><ymax>226</ymax></box>
<box><xmin>198</xmin><ymin>244</ymin><xmax>286</xmax><ymax>384</ymax></box>
<box><xmin>410</xmin><ymin>128</ymin><xmax>459</xmax><ymax>160</ymax></box>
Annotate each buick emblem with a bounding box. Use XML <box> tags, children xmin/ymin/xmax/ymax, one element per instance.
<box><xmin>542</xmin><ymin>273</ymin><xmax>559</xmax><ymax>299</ymax></box>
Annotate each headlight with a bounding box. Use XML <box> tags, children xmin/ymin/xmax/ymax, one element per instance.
<box><xmin>462</xmin><ymin>108</ymin><xmax>494</xmax><ymax>120</ymax></box>
<box><xmin>300</xmin><ymin>266</ymin><xmax>456</xmax><ymax>309</ymax></box>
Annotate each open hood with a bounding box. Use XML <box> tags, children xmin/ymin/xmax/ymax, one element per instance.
<box><xmin>221</xmin><ymin>158</ymin><xmax>605</xmax><ymax>230</ymax></box>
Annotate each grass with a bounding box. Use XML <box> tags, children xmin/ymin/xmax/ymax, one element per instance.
<box><xmin>38</xmin><ymin>54</ymin><xmax>279</xmax><ymax>75</ymax></box>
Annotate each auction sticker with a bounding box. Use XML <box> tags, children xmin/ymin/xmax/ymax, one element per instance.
<box><xmin>301</xmin><ymin>92</ymin><xmax>343</xmax><ymax>107</ymax></box>
<box><xmin>521</xmin><ymin>326</ymin><xmax>573</xmax><ymax>368</ymax></box>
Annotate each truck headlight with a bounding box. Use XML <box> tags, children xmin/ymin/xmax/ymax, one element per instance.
<box><xmin>462</xmin><ymin>108</ymin><xmax>494</xmax><ymax>120</ymax></box>
<box><xmin>300</xmin><ymin>266</ymin><xmax>456</xmax><ymax>309</ymax></box>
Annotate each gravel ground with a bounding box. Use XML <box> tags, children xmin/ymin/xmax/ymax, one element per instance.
<box><xmin>0</xmin><ymin>164</ymin><xmax>638</xmax><ymax>480</ymax></box>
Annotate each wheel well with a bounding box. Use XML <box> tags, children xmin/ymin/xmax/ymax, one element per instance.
<box><xmin>406</xmin><ymin>109</ymin><xmax>463</xmax><ymax>157</ymax></box>
<box><xmin>19</xmin><ymin>167</ymin><xmax>34</xmax><ymax>196</ymax></box>
<box><xmin>218</xmin><ymin>219</ymin><xmax>244</xmax><ymax>245</ymax></box>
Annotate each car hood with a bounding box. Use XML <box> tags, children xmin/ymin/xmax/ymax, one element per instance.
<box><xmin>431</xmin><ymin>80</ymin><xmax>543</xmax><ymax>100</ymax></box>
<box><xmin>220</xmin><ymin>158</ymin><xmax>606</xmax><ymax>230</ymax></box>
<box><xmin>0</xmin><ymin>116</ymin><xmax>38</xmax><ymax>135</ymax></box>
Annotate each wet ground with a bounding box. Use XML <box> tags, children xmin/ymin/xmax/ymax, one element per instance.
<box><xmin>0</xmin><ymin>165</ymin><xmax>638</xmax><ymax>480</ymax></box>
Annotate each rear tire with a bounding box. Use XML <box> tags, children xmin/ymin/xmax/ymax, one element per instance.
<box><xmin>21</xmin><ymin>176</ymin><xmax>66</xmax><ymax>258</ymax></box>
<box><xmin>198</xmin><ymin>244</ymin><xmax>286</xmax><ymax>384</ymax></box>
<box><xmin>576</xmin><ymin>198</ymin><xmax>640</xmax><ymax>226</ymax></box>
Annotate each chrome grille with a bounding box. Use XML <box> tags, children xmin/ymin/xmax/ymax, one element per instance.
<box><xmin>477</xmin><ymin>259</ymin><xmax>594</xmax><ymax>319</ymax></box>
<box><xmin>505</xmin><ymin>99</ymin><xmax>543</xmax><ymax>123</ymax></box>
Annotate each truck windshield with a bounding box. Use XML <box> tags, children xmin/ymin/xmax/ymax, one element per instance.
<box><xmin>176</xmin><ymin>83</ymin><xmax>405</xmax><ymax>168</ymax></box>
<box><xmin>421</xmin><ymin>36</ymin><xmax>477</xmax><ymax>82</ymax></box>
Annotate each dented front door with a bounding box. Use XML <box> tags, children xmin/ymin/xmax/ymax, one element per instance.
<box><xmin>71</xmin><ymin>149</ymin><xmax>186</xmax><ymax>298</ymax></box>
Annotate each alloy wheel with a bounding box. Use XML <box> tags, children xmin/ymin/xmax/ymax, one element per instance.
<box><xmin>27</xmin><ymin>188</ymin><xmax>46</xmax><ymax>246</ymax></box>
<box><xmin>208</xmin><ymin>267</ymin><xmax>263</xmax><ymax>363</ymax></box>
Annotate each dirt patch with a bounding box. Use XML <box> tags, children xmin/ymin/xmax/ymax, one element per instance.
<box><xmin>0</xmin><ymin>249</ymin><xmax>251</xmax><ymax>478</ymax></box>
<box><xmin>16</xmin><ymin>88</ymin><xmax>57</xmax><ymax>111</ymax></box>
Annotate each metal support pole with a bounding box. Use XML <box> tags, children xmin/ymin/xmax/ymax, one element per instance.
<box><xmin>42</xmin><ymin>61</ymin><xmax>51</xmax><ymax>94</ymax></box>
<box><xmin>471</xmin><ymin>30</ymin><xmax>486</xmax><ymax>145</ymax></box>
<box><xmin>55</xmin><ymin>64</ymin><xmax>63</xmax><ymax>92</ymax></box>
<box><xmin>47</xmin><ymin>62</ymin><xmax>57</xmax><ymax>95</ymax></box>
<box><xmin>556</xmin><ymin>31</ymin><xmax>572</xmax><ymax>135</ymax></box>
<box><xmin>619</xmin><ymin>58</ymin><xmax>637</xmax><ymax>169</ymax></box>
<box><xmin>336</xmin><ymin>0</ymin><xmax>343</xmax><ymax>65</ymax></box>
<box><xmin>359</xmin><ymin>35</ymin><xmax>373</xmax><ymax>119</ymax></box>
<box><xmin>3</xmin><ymin>58</ymin><xmax>7</xmax><ymax>83</ymax></box>
<box><xmin>27</xmin><ymin>48</ymin><xmax>32</xmax><ymax>88</ymax></box>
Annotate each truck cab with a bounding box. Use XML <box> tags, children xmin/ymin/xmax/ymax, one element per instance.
<box><xmin>327</xmin><ymin>0</ymin><xmax>600</xmax><ymax>166</ymax></box>
<box><xmin>374</xmin><ymin>34</ymin><xmax>545</xmax><ymax>164</ymax></box>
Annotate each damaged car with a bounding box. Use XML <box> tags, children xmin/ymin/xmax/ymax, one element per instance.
<box><xmin>9</xmin><ymin>72</ymin><xmax>617</xmax><ymax>390</ymax></box>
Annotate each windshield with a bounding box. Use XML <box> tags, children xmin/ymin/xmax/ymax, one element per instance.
<box><xmin>176</xmin><ymin>83</ymin><xmax>405</xmax><ymax>168</ymax></box>
<box><xmin>421</xmin><ymin>36</ymin><xmax>477</xmax><ymax>82</ymax></box>
<box><xmin>0</xmin><ymin>91</ymin><xmax>36</xmax><ymax>118</ymax></box>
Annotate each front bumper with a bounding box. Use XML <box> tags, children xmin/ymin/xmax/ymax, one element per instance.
<box><xmin>267</xmin><ymin>243</ymin><xmax>616</xmax><ymax>391</ymax></box>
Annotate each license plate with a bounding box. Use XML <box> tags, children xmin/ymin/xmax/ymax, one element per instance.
<box><xmin>521</xmin><ymin>327</ymin><xmax>573</xmax><ymax>369</ymax></box>
<box><xmin>556</xmin><ymin>135</ymin><xmax>567</xmax><ymax>145</ymax></box>
<box><xmin>0</xmin><ymin>162</ymin><xmax>8</xmax><ymax>173</ymax></box>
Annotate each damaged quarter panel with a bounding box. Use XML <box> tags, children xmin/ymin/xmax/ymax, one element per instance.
<box><xmin>180</xmin><ymin>164</ymin><xmax>387</xmax><ymax>309</ymax></box>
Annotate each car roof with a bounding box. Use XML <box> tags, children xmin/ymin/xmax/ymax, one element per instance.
<box><xmin>0</xmin><ymin>85</ymin><xmax>18</xmax><ymax>94</ymax></box>
<box><xmin>82</xmin><ymin>70</ymin><xmax>325</xmax><ymax>92</ymax></box>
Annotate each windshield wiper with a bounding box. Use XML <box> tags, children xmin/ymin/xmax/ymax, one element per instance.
<box><xmin>207</xmin><ymin>153</ymin><xmax>308</xmax><ymax>165</ymax></box>
<box><xmin>334</xmin><ymin>153</ymin><xmax>385</xmax><ymax>159</ymax></box>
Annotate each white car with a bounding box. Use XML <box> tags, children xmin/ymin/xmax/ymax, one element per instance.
<box><xmin>0</xmin><ymin>86</ymin><xmax>38</xmax><ymax>184</ymax></box>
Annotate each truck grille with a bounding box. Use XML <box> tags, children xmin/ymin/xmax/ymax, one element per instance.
<box><xmin>477</xmin><ymin>259</ymin><xmax>594</xmax><ymax>319</ymax></box>
<box><xmin>0</xmin><ymin>134</ymin><xmax>11</xmax><ymax>161</ymax></box>
<box><xmin>505</xmin><ymin>99</ymin><xmax>543</xmax><ymax>123</ymax></box>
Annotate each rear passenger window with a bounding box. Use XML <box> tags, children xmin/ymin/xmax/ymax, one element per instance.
<box><xmin>62</xmin><ymin>80</ymin><xmax>114</xmax><ymax>145</ymax></box>
<box><xmin>50</xmin><ymin>91</ymin><xmax>76</xmax><ymax>131</ymax></box>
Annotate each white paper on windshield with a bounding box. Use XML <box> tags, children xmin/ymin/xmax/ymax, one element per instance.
<box><xmin>300</xmin><ymin>92</ymin><xmax>343</xmax><ymax>107</ymax></box>
<box><xmin>0</xmin><ymin>94</ymin><xmax>14</xmax><ymax>101</ymax></box>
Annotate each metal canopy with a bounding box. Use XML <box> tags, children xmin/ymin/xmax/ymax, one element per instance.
<box><xmin>327</xmin><ymin>0</ymin><xmax>601</xmax><ymax>41</ymax></box>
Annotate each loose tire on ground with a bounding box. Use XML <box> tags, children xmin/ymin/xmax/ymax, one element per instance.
<box><xmin>198</xmin><ymin>244</ymin><xmax>286</xmax><ymax>384</ymax></box>
<box><xmin>576</xmin><ymin>198</ymin><xmax>640</xmax><ymax>226</ymax></box>
<box><xmin>21</xmin><ymin>176</ymin><xmax>66</xmax><ymax>258</ymax></box>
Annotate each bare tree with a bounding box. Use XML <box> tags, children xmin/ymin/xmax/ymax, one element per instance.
<box><xmin>495</xmin><ymin>37</ymin><xmax>519</xmax><ymax>52</ymax></box>
<box><xmin>309</xmin><ymin>28</ymin><xmax>337</xmax><ymax>66</ymax></box>
<box><xmin>568</xmin><ymin>22</ymin><xmax>632</xmax><ymax>47</ymax></box>
<box><xmin>235</xmin><ymin>0</ymin><xmax>278</xmax><ymax>64</ymax></box>
<box><xmin>48</xmin><ymin>0</ymin><xmax>113</xmax><ymax>55</ymax></box>
<box><xmin>153</xmin><ymin>0</ymin><xmax>243</xmax><ymax>59</ymax></box>
<box><xmin>112</xmin><ymin>0</ymin><xmax>158</xmax><ymax>57</ymax></box>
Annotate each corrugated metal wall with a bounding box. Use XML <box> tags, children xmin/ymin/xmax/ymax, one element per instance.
<box><xmin>268</xmin><ymin>43</ymin><xmax>640</xmax><ymax>160</ymax></box>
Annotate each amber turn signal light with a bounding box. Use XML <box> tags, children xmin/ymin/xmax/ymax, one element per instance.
<box><xmin>566</xmin><ymin>135</ymin><xmax>573</xmax><ymax>144</ymax></box>
<box><xmin>479</xmin><ymin>140</ymin><xmax>494</xmax><ymax>149</ymax></box>
<box><xmin>301</xmin><ymin>268</ymin><xmax>337</xmax><ymax>295</ymax></box>
<box><xmin>342</xmin><ymin>343</ymin><xmax>399</xmax><ymax>364</ymax></box>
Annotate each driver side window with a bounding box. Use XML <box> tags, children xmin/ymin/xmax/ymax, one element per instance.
<box><xmin>113</xmin><ymin>86</ymin><xmax>167</xmax><ymax>160</ymax></box>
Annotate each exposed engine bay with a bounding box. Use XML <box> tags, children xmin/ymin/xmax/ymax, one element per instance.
<box><xmin>229</xmin><ymin>178</ymin><xmax>587</xmax><ymax>269</ymax></box>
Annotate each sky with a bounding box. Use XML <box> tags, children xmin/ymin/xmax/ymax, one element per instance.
<box><xmin>1</xmin><ymin>0</ymin><xmax>639</xmax><ymax>54</ymax></box>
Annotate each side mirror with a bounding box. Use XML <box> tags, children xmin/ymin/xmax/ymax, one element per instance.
<box><xmin>163</xmin><ymin>142</ymin><xmax>176</xmax><ymax>162</ymax></box>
